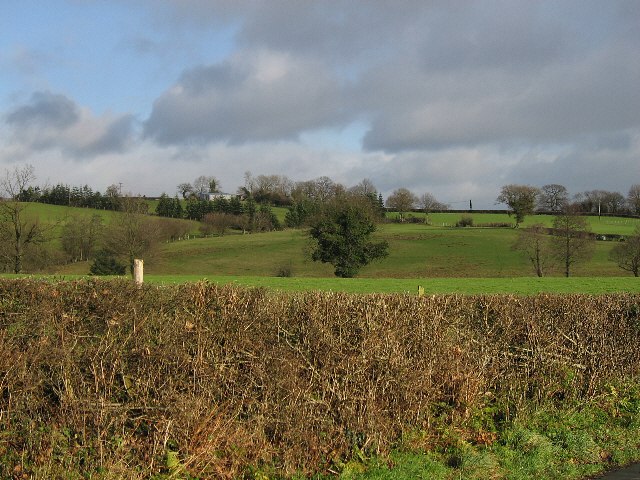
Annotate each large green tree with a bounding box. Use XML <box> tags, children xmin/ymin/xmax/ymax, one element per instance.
<box><xmin>496</xmin><ymin>184</ymin><xmax>539</xmax><ymax>226</ymax></box>
<box><xmin>309</xmin><ymin>200</ymin><xmax>389</xmax><ymax>278</ymax></box>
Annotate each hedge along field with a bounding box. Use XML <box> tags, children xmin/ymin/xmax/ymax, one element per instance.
<box><xmin>1</xmin><ymin>279</ymin><xmax>639</xmax><ymax>478</ymax></box>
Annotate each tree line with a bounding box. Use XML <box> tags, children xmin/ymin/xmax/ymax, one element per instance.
<box><xmin>497</xmin><ymin>183</ymin><xmax>640</xmax><ymax>277</ymax></box>
<box><xmin>497</xmin><ymin>183</ymin><xmax>640</xmax><ymax>225</ymax></box>
<box><xmin>0</xmin><ymin>166</ymin><xmax>192</xmax><ymax>275</ymax></box>
<box><xmin>16</xmin><ymin>182</ymin><xmax>123</xmax><ymax>210</ymax></box>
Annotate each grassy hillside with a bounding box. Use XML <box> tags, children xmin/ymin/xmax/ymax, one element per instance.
<box><xmin>397</xmin><ymin>211</ymin><xmax>640</xmax><ymax>235</ymax></box>
<box><xmin>19</xmin><ymin>201</ymin><xmax>120</xmax><ymax>224</ymax></box>
<box><xmin>138</xmin><ymin>222</ymin><xmax>629</xmax><ymax>278</ymax></box>
<box><xmin>20</xmin><ymin>201</ymin><xmax>200</xmax><ymax>231</ymax></box>
<box><xmin>15</xmin><ymin>202</ymin><xmax>640</xmax><ymax>279</ymax></box>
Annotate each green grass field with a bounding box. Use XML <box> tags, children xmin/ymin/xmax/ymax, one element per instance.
<box><xmin>398</xmin><ymin>211</ymin><xmax>640</xmax><ymax>235</ymax></box>
<box><xmin>146</xmin><ymin>275</ymin><xmax>640</xmax><ymax>294</ymax></box>
<box><xmin>4</xmin><ymin>274</ymin><xmax>638</xmax><ymax>295</ymax></box>
<box><xmin>146</xmin><ymin>223</ymin><xmax>630</xmax><ymax>278</ymax></box>
<box><xmin>14</xmin><ymin>203</ymin><xmax>640</xmax><ymax>289</ymax></box>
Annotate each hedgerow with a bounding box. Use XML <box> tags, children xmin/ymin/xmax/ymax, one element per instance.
<box><xmin>0</xmin><ymin>279</ymin><xmax>638</xmax><ymax>478</ymax></box>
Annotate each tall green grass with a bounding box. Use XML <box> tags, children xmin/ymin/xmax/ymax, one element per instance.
<box><xmin>341</xmin><ymin>384</ymin><xmax>640</xmax><ymax>479</ymax></box>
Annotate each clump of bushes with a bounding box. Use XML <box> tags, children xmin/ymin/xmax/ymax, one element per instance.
<box><xmin>475</xmin><ymin>222</ymin><xmax>513</xmax><ymax>228</ymax></box>
<box><xmin>275</xmin><ymin>262</ymin><xmax>293</xmax><ymax>277</ymax></box>
<box><xmin>0</xmin><ymin>279</ymin><xmax>639</xmax><ymax>478</ymax></box>
<box><xmin>456</xmin><ymin>215</ymin><xmax>474</xmax><ymax>227</ymax></box>
<box><xmin>89</xmin><ymin>250</ymin><xmax>126</xmax><ymax>275</ymax></box>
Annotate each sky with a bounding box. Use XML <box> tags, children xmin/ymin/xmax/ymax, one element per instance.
<box><xmin>1</xmin><ymin>0</ymin><xmax>639</xmax><ymax>208</ymax></box>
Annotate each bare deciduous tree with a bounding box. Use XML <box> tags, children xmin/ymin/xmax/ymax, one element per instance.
<box><xmin>349</xmin><ymin>178</ymin><xmax>377</xmax><ymax>196</ymax></box>
<box><xmin>551</xmin><ymin>210</ymin><xmax>595</xmax><ymax>277</ymax></box>
<box><xmin>193</xmin><ymin>175</ymin><xmax>220</xmax><ymax>196</ymax></box>
<box><xmin>419</xmin><ymin>192</ymin><xmax>448</xmax><ymax>213</ymax></box>
<box><xmin>386</xmin><ymin>188</ymin><xmax>418</xmax><ymax>222</ymax></box>
<box><xmin>200</xmin><ymin>212</ymin><xmax>235</xmax><ymax>236</ymax></box>
<box><xmin>512</xmin><ymin>223</ymin><xmax>552</xmax><ymax>277</ymax></box>
<box><xmin>627</xmin><ymin>185</ymin><xmax>640</xmax><ymax>215</ymax></box>
<box><xmin>177</xmin><ymin>182</ymin><xmax>194</xmax><ymax>199</ymax></box>
<box><xmin>537</xmin><ymin>184</ymin><xmax>568</xmax><ymax>212</ymax></box>
<box><xmin>61</xmin><ymin>214</ymin><xmax>104</xmax><ymax>262</ymax></box>
<box><xmin>0</xmin><ymin>165</ymin><xmax>51</xmax><ymax>273</ymax></box>
<box><xmin>609</xmin><ymin>226</ymin><xmax>640</xmax><ymax>276</ymax></box>
<box><xmin>103</xmin><ymin>197</ymin><xmax>161</xmax><ymax>275</ymax></box>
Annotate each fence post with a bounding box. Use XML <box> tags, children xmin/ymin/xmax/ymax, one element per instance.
<box><xmin>134</xmin><ymin>259</ymin><xmax>144</xmax><ymax>285</ymax></box>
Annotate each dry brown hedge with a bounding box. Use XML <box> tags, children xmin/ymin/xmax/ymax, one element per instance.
<box><xmin>0</xmin><ymin>279</ymin><xmax>639</xmax><ymax>478</ymax></box>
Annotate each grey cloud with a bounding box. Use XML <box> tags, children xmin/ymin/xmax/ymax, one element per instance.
<box><xmin>79</xmin><ymin>115</ymin><xmax>136</xmax><ymax>156</ymax></box>
<box><xmin>507</xmin><ymin>132</ymin><xmax>640</xmax><ymax>195</ymax></box>
<box><xmin>144</xmin><ymin>50</ymin><xmax>346</xmax><ymax>144</ymax></box>
<box><xmin>157</xmin><ymin>1</ymin><xmax>585</xmax><ymax>71</ymax></box>
<box><xmin>592</xmin><ymin>132</ymin><xmax>632</xmax><ymax>151</ymax></box>
<box><xmin>6</xmin><ymin>91</ymin><xmax>79</xmax><ymax>129</ymax></box>
<box><xmin>5</xmin><ymin>91</ymin><xmax>135</xmax><ymax>158</ymax></box>
<box><xmin>144</xmin><ymin>0</ymin><xmax>640</xmax><ymax>153</ymax></box>
<box><xmin>415</xmin><ymin>4</ymin><xmax>569</xmax><ymax>73</ymax></box>
<box><xmin>360</xmin><ymin>38</ymin><xmax>640</xmax><ymax>152</ymax></box>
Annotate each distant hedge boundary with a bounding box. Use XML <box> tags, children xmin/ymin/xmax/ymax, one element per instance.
<box><xmin>0</xmin><ymin>279</ymin><xmax>639</xmax><ymax>477</ymax></box>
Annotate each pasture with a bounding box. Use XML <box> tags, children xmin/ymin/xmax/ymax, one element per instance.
<box><xmin>13</xmin><ymin>202</ymin><xmax>640</xmax><ymax>285</ymax></box>
<box><xmin>146</xmin><ymin>222</ymin><xmax>633</xmax><ymax>278</ymax></box>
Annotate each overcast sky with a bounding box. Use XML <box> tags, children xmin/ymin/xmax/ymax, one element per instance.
<box><xmin>2</xmin><ymin>1</ymin><xmax>639</xmax><ymax>208</ymax></box>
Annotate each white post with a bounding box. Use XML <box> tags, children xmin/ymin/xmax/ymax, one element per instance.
<box><xmin>134</xmin><ymin>259</ymin><xmax>144</xmax><ymax>285</ymax></box>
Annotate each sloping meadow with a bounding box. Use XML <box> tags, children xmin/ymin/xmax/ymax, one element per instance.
<box><xmin>0</xmin><ymin>279</ymin><xmax>639</xmax><ymax>478</ymax></box>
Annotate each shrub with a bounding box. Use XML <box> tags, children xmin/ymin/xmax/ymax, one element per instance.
<box><xmin>275</xmin><ymin>262</ymin><xmax>293</xmax><ymax>277</ymax></box>
<box><xmin>89</xmin><ymin>250</ymin><xmax>126</xmax><ymax>275</ymax></box>
<box><xmin>405</xmin><ymin>214</ymin><xmax>425</xmax><ymax>224</ymax></box>
<box><xmin>456</xmin><ymin>215</ymin><xmax>474</xmax><ymax>227</ymax></box>
<box><xmin>476</xmin><ymin>222</ymin><xmax>513</xmax><ymax>228</ymax></box>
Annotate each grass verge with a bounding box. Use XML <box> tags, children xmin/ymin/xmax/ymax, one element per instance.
<box><xmin>2</xmin><ymin>274</ymin><xmax>639</xmax><ymax>294</ymax></box>
<box><xmin>334</xmin><ymin>381</ymin><xmax>640</xmax><ymax>480</ymax></box>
